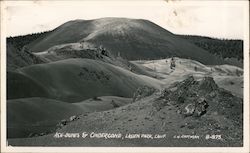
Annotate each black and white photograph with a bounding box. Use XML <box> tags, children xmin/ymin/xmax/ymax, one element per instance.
<box><xmin>1</xmin><ymin>0</ymin><xmax>249</xmax><ymax>152</ymax></box>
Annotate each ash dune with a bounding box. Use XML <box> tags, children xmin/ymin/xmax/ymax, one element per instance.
<box><xmin>7</xmin><ymin>71</ymin><xmax>50</xmax><ymax>99</ymax></box>
<box><xmin>7</xmin><ymin>96</ymin><xmax>131</xmax><ymax>138</ymax></box>
<box><xmin>73</xmin><ymin>96</ymin><xmax>132</xmax><ymax>113</ymax></box>
<box><xmin>9</xmin><ymin>58</ymin><xmax>162</xmax><ymax>102</ymax></box>
<box><xmin>7</xmin><ymin>97</ymin><xmax>83</xmax><ymax>138</ymax></box>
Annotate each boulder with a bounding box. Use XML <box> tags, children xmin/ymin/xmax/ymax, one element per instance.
<box><xmin>69</xmin><ymin>115</ymin><xmax>77</xmax><ymax>121</ymax></box>
<box><xmin>194</xmin><ymin>97</ymin><xmax>208</xmax><ymax>117</ymax></box>
<box><xmin>181</xmin><ymin>97</ymin><xmax>209</xmax><ymax>117</ymax></box>
<box><xmin>183</xmin><ymin>103</ymin><xmax>196</xmax><ymax>116</ymax></box>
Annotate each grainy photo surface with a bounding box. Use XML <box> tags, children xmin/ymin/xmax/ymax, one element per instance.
<box><xmin>1</xmin><ymin>0</ymin><xmax>249</xmax><ymax>152</ymax></box>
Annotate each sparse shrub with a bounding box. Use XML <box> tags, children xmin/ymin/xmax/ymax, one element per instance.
<box><xmin>177</xmin><ymin>96</ymin><xmax>185</xmax><ymax>103</ymax></box>
<box><xmin>170</xmin><ymin>57</ymin><xmax>176</xmax><ymax>69</ymax></box>
<box><xmin>159</xmin><ymin>89</ymin><xmax>171</xmax><ymax>99</ymax></box>
<box><xmin>92</xmin><ymin>96</ymin><xmax>102</xmax><ymax>101</ymax></box>
<box><xmin>187</xmin><ymin>124</ymin><xmax>195</xmax><ymax>129</ymax></box>
<box><xmin>236</xmin><ymin>69</ymin><xmax>242</xmax><ymax>77</ymax></box>
<box><xmin>230</xmin><ymin>81</ymin><xmax>235</xmax><ymax>85</ymax></box>
<box><xmin>194</xmin><ymin>66</ymin><xmax>198</xmax><ymax>72</ymax></box>
<box><xmin>111</xmin><ymin>100</ymin><xmax>119</xmax><ymax>108</ymax></box>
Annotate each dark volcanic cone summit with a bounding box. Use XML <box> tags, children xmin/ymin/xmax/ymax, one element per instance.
<box><xmin>27</xmin><ymin>18</ymin><xmax>224</xmax><ymax>65</ymax></box>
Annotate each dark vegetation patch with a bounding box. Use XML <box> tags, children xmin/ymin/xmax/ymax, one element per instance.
<box><xmin>179</xmin><ymin>35</ymin><xmax>243</xmax><ymax>60</ymax></box>
<box><xmin>78</xmin><ymin>67</ymin><xmax>111</xmax><ymax>83</ymax></box>
<box><xmin>7</xmin><ymin>30</ymin><xmax>52</xmax><ymax>51</ymax></box>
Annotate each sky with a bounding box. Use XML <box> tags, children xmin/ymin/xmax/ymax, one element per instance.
<box><xmin>3</xmin><ymin>0</ymin><xmax>248</xmax><ymax>39</ymax></box>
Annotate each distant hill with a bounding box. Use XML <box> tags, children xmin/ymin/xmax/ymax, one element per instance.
<box><xmin>178</xmin><ymin>35</ymin><xmax>243</xmax><ymax>60</ymax></box>
<box><xmin>7</xmin><ymin>30</ymin><xmax>243</xmax><ymax>62</ymax></box>
<box><xmin>7</xmin><ymin>18</ymin><xmax>244</xmax><ymax>67</ymax></box>
<box><xmin>178</xmin><ymin>35</ymin><xmax>243</xmax><ymax>67</ymax></box>
<box><xmin>7</xmin><ymin>31</ymin><xmax>52</xmax><ymax>51</ymax></box>
<box><xmin>23</xmin><ymin>18</ymin><xmax>224</xmax><ymax>65</ymax></box>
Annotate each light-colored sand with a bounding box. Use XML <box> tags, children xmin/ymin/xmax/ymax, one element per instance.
<box><xmin>133</xmin><ymin>58</ymin><xmax>243</xmax><ymax>97</ymax></box>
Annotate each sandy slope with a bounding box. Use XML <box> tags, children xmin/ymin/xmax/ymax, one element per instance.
<box><xmin>7</xmin><ymin>96</ymin><xmax>132</xmax><ymax>139</ymax></box>
<box><xmin>7</xmin><ymin>71</ymin><xmax>50</xmax><ymax>99</ymax></box>
<box><xmin>214</xmin><ymin>76</ymin><xmax>243</xmax><ymax>98</ymax></box>
<box><xmin>134</xmin><ymin>58</ymin><xmax>242</xmax><ymax>77</ymax></box>
<box><xmin>8</xmin><ymin>76</ymin><xmax>243</xmax><ymax>147</ymax></box>
<box><xmin>73</xmin><ymin>96</ymin><xmax>132</xmax><ymax>113</ymax></box>
<box><xmin>9</xmin><ymin>58</ymin><xmax>162</xmax><ymax>102</ymax></box>
<box><xmin>7</xmin><ymin>97</ymin><xmax>83</xmax><ymax>138</ymax></box>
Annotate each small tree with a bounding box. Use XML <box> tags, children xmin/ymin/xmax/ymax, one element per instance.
<box><xmin>236</xmin><ymin>69</ymin><xmax>242</xmax><ymax>77</ymax></box>
<box><xmin>117</xmin><ymin>52</ymin><xmax>121</xmax><ymax>58</ymax></box>
<box><xmin>92</xmin><ymin>96</ymin><xmax>102</xmax><ymax>101</ymax></box>
<box><xmin>194</xmin><ymin>66</ymin><xmax>198</xmax><ymax>72</ymax></box>
<box><xmin>170</xmin><ymin>57</ymin><xmax>176</xmax><ymax>69</ymax></box>
<box><xmin>111</xmin><ymin>100</ymin><xmax>119</xmax><ymax>108</ymax></box>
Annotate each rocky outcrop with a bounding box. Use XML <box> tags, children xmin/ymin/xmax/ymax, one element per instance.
<box><xmin>56</xmin><ymin>115</ymin><xmax>81</xmax><ymax>129</ymax></box>
<box><xmin>154</xmin><ymin>76</ymin><xmax>242</xmax><ymax>119</ymax></box>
